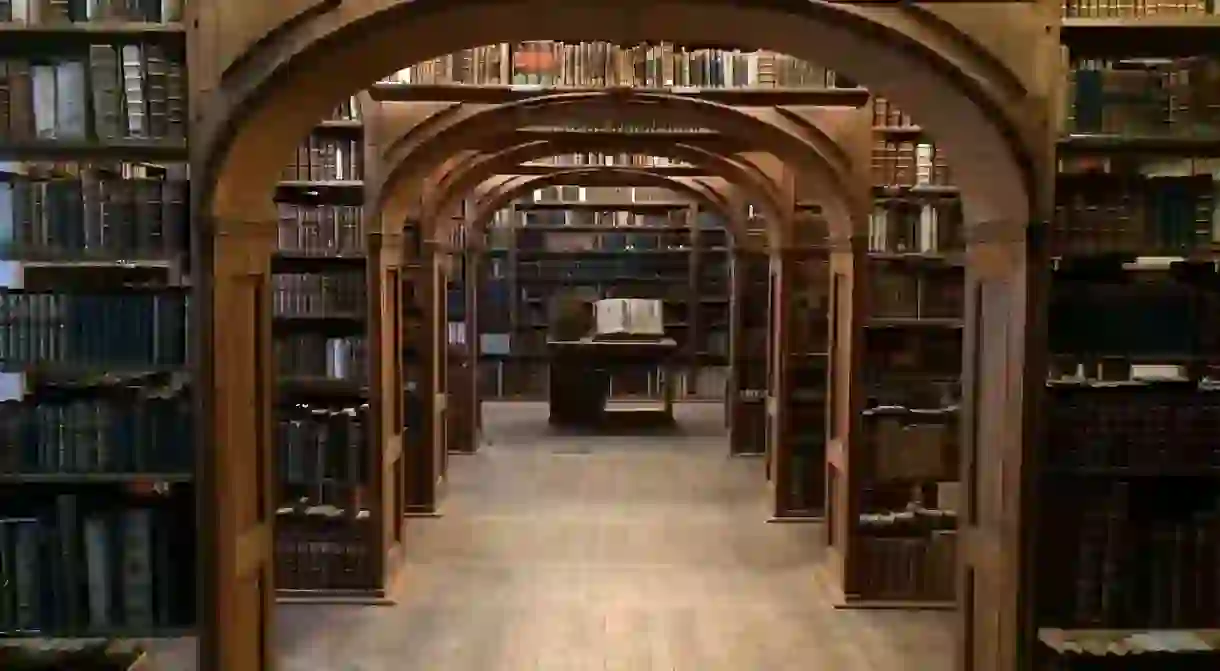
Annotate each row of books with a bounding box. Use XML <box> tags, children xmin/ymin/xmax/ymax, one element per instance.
<box><xmin>0</xmin><ymin>291</ymin><xmax>189</xmax><ymax>369</ymax></box>
<box><xmin>277</xmin><ymin>403</ymin><xmax>367</xmax><ymax>487</ymax></box>
<box><xmin>0</xmin><ymin>174</ymin><xmax>187</xmax><ymax>260</ymax></box>
<box><xmin>0</xmin><ymin>386</ymin><xmax>191</xmax><ymax>475</ymax></box>
<box><xmin>868</xmin><ymin>202</ymin><xmax>963</xmax><ymax>255</ymax></box>
<box><xmin>871</xmin><ymin>141</ymin><xmax>954</xmax><ymax>189</ymax></box>
<box><xmin>1039</xmin><ymin>634</ymin><xmax>1220</xmax><ymax>671</ymax></box>
<box><xmin>0</xmin><ymin>0</ymin><xmax>185</xmax><ymax>23</ymax></box>
<box><xmin>0</xmin><ymin>495</ymin><xmax>194</xmax><ymax>635</ymax></box>
<box><xmin>0</xmin><ymin>46</ymin><xmax>186</xmax><ymax>142</ymax></box>
<box><xmin>272</xmin><ymin>272</ymin><xmax>366</xmax><ymax>319</ymax></box>
<box><xmin>872</xmin><ymin>97</ymin><xmax>915</xmax><ymax>129</ymax></box>
<box><xmin>385</xmin><ymin>43</ymin><xmax>831</xmax><ymax>89</ymax></box>
<box><xmin>1061</xmin><ymin>0</ymin><xmax>1219</xmax><ymax>18</ymax></box>
<box><xmin>855</xmin><ymin>531</ymin><xmax>958</xmax><ymax>602</ymax></box>
<box><xmin>1067</xmin><ymin>58</ymin><xmax>1220</xmax><ymax>136</ymax></box>
<box><xmin>1046</xmin><ymin>382</ymin><xmax>1220</xmax><ymax>470</ymax></box>
<box><xmin>868</xmin><ymin>270</ymin><xmax>964</xmax><ymax>320</ymax></box>
<box><xmin>1053</xmin><ymin>174</ymin><xmax>1213</xmax><ymax>255</ymax></box>
<box><xmin>274</xmin><ymin>509</ymin><xmax>375</xmax><ymax>592</ymax></box>
<box><xmin>280</xmin><ymin>135</ymin><xmax>364</xmax><ymax>183</ymax></box>
<box><xmin>531</xmin><ymin>153</ymin><xmax>693</xmax><ymax>169</ymax></box>
<box><xmin>1045</xmin><ymin>483</ymin><xmax>1220</xmax><ymax>629</ymax></box>
<box><xmin>276</xmin><ymin>204</ymin><xmax>366</xmax><ymax>257</ymax></box>
<box><xmin>329</xmin><ymin>96</ymin><xmax>361</xmax><ymax>123</ymax></box>
<box><xmin>274</xmin><ymin>334</ymin><xmax>368</xmax><ymax>382</ymax></box>
<box><xmin>535</xmin><ymin>121</ymin><xmax>707</xmax><ymax>134</ymax></box>
<box><xmin>1049</xmin><ymin>283</ymin><xmax>1206</xmax><ymax>355</ymax></box>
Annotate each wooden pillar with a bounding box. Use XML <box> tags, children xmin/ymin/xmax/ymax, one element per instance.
<box><xmin>447</xmin><ymin>240</ymin><xmax>481</xmax><ymax>454</ymax></box>
<box><xmin>824</xmin><ymin>232</ymin><xmax>869</xmax><ymax>602</ymax></box>
<box><xmin>367</xmin><ymin>230</ymin><xmax>406</xmax><ymax>588</ymax></box>
<box><xmin>765</xmin><ymin>248</ymin><xmax>792</xmax><ymax>502</ymax></box>
<box><xmin>466</xmin><ymin>243</ymin><xmax>482</xmax><ymax>448</ymax></box>
<box><xmin>199</xmin><ymin>218</ymin><xmax>277</xmax><ymax>671</ymax></box>
<box><xmin>958</xmin><ymin>221</ymin><xmax>1045</xmax><ymax>671</ymax></box>
<box><xmin>728</xmin><ymin>232</ymin><xmax>769</xmax><ymax>456</ymax></box>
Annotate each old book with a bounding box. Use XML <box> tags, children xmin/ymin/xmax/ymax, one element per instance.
<box><xmin>88</xmin><ymin>47</ymin><xmax>122</xmax><ymax>139</ymax></box>
<box><xmin>53</xmin><ymin>59</ymin><xmax>86</xmax><ymax>139</ymax></box>
<box><xmin>143</xmin><ymin>45</ymin><xmax>169</xmax><ymax>138</ymax></box>
<box><xmin>30</xmin><ymin>63</ymin><xmax>56</xmax><ymax>138</ymax></box>
<box><xmin>119</xmin><ymin>43</ymin><xmax>146</xmax><ymax>137</ymax></box>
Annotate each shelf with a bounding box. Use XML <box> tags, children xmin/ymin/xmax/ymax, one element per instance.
<box><xmin>370</xmin><ymin>83</ymin><xmax>871</xmax><ymax>107</ymax></box>
<box><xmin>866</xmin><ymin>317</ymin><xmax>964</xmax><ymax>329</ymax></box>
<box><xmin>513</xmin><ymin>162</ymin><xmax>710</xmax><ymax>177</ymax></box>
<box><xmin>315</xmin><ymin>119</ymin><xmax>364</xmax><ymax>131</ymax></box>
<box><xmin>0</xmin><ymin>472</ymin><xmax>193</xmax><ymax>484</ymax></box>
<box><xmin>868</xmin><ymin>252</ymin><xmax>965</xmax><ymax>267</ymax></box>
<box><xmin>516</xmin><ymin>200</ymin><xmax>692</xmax><ymax>212</ymax></box>
<box><xmin>0</xmin><ymin>139</ymin><xmax>188</xmax><ymax>161</ymax></box>
<box><xmin>872</xmin><ymin>125</ymin><xmax>923</xmax><ymax>136</ymax></box>
<box><xmin>1058</xmin><ymin>133</ymin><xmax>1220</xmax><ymax>157</ymax></box>
<box><xmin>0</xmin><ymin>21</ymin><xmax>185</xmax><ymax>52</ymax></box>
<box><xmin>1061</xmin><ymin>15</ymin><xmax>1220</xmax><ymax>57</ymax></box>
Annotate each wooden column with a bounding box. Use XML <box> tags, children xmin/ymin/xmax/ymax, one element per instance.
<box><xmin>958</xmin><ymin>222</ymin><xmax>1045</xmax><ymax>671</ymax></box>
<box><xmin>765</xmin><ymin>249</ymin><xmax>792</xmax><ymax>501</ymax></box>
<box><xmin>446</xmin><ymin>242</ymin><xmax>481</xmax><ymax>454</ymax></box>
<box><xmin>367</xmin><ymin>230</ymin><xmax>406</xmax><ymax>591</ymax></box>
<box><xmin>200</xmin><ymin>218</ymin><xmax>277</xmax><ymax>671</ymax></box>
<box><xmin>466</xmin><ymin>243</ymin><xmax>483</xmax><ymax>448</ymax></box>
<box><xmin>824</xmin><ymin>232</ymin><xmax>869</xmax><ymax>602</ymax></box>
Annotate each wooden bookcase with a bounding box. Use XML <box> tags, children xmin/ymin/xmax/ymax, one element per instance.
<box><xmin>823</xmin><ymin>93</ymin><xmax>965</xmax><ymax>609</ymax></box>
<box><xmin>1011</xmin><ymin>9</ymin><xmax>1220</xmax><ymax>670</ymax></box>
<box><xmin>472</xmin><ymin>191</ymin><xmax>731</xmax><ymax>402</ymax></box>
<box><xmin>270</xmin><ymin>97</ymin><xmax>404</xmax><ymax>603</ymax></box>
<box><xmin>0</xmin><ymin>2</ymin><xmax>195</xmax><ymax>645</ymax></box>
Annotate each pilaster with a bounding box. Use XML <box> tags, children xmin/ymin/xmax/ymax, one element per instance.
<box><xmin>199</xmin><ymin>217</ymin><xmax>277</xmax><ymax>671</ymax></box>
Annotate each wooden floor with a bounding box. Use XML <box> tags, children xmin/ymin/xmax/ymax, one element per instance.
<box><xmin>153</xmin><ymin>401</ymin><xmax>953</xmax><ymax>670</ymax></box>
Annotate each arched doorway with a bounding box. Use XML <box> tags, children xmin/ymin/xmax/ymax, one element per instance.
<box><xmin>191</xmin><ymin>4</ymin><xmax>1052</xmax><ymax>670</ymax></box>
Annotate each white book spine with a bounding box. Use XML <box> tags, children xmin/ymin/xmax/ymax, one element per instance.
<box><xmin>120</xmin><ymin>44</ymin><xmax>147</xmax><ymax>137</ymax></box>
<box><xmin>31</xmin><ymin>65</ymin><xmax>57</xmax><ymax>138</ymax></box>
<box><xmin>54</xmin><ymin>60</ymin><xmax>87</xmax><ymax>139</ymax></box>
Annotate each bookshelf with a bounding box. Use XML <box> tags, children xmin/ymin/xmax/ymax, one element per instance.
<box><xmin>471</xmin><ymin>183</ymin><xmax>731</xmax><ymax>403</ymax></box>
<box><xmin>822</xmin><ymin>92</ymin><xmax>965</xmax><ymax>609</ymax></box>
<box><xmin>0</xmin><ymin>0</ymin><xmax>194</xmax><ymax>650</ymax></box>
<box><xmin>271</xmin><ymin>96</ymin><xmax>405</xmax><ymax>604</ymax></box>
<box><xmin>1009</xmin><ymin>8</ymin><xmax>1220</xmax><ymax>669</ymax></box>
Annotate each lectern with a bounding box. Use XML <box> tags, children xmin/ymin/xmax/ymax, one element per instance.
<box><xmin>547</xmin><ymin>298</ymin><xmax>679</xmax><ymax>428</ymax></box>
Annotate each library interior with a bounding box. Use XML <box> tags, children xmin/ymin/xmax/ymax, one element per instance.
<box><xmin>1</xmin><ymin>1</ymin><xmax>1219</xmax><ymax>669</ymax></box>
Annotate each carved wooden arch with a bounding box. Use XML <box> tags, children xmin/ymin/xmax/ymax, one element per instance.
<box><xmin>415</xmin><ymin>140</ymin><xmax>788</xmax><ymax>240</ymax></box>
<box><xmin>372</xmin><ymin>92</ymin><xmax>866</xmax><ymax>243</ymax></box>
<box><xmin>457</xmin><ymin>168</ymin><xmax>744</xmax><ymax>245</ymax></box>
<box><xmin>196</xmin><ymin>0</ymin><xmax>1049</xmax><ymax>234</ymax></box>
<box><xmin>435</xmin><ymin>155</ymin><xmax>770</xmax><ymax>243</ymax></box>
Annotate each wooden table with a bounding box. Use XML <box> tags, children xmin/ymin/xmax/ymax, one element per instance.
<box><xmin>546</xmin><ymin>337</ymin><xmax>679</xmax><ymax>429</ymax></box>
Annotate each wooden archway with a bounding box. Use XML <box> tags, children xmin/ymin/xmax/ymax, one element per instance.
<box><xmin>370</xmin><ymin>92</ymin><xmax>868</xmax><ymax>242</ymax></box>
<box><xmin>190</xmin><ymin>4</ymin><xmax>1055</xmax><ymax>669</ymax></box>
<box><xmin>195</xmin><ymin>0</ymin><xmax>1048</xmax><ymax>230</ymax></box>
<box><xmin>460</xmin><ymin>166</ymin><xmax>744</xmax><ymax>241</ymax></box>
<box><xmin>420</xmin><ymin>142</ymin><xmax>785</xmax><ymax>238</ymax></box>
